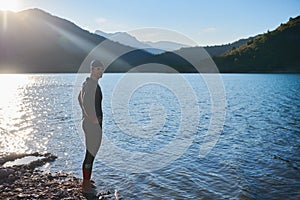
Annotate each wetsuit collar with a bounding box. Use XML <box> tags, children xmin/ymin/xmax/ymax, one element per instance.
<box><xmin>86</xmin><ymin>77</ymin><xmax>98</xmax><ymax>83</ymax></box>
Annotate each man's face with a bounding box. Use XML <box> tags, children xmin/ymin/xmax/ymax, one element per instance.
<box><xmin>92</xmin><ymin>67</ymin><xmax>104</xmax><ymax>79</ymax></box>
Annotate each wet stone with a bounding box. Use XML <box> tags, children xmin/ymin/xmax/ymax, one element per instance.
<box><xmin>17</xmin><ymin>193</ymin><xmax>30</xmax><ymax>198</ymax></box>
<box><xmin>0</xmin><ymin>152</ymin><xmax>119</xmax><ymax>200</ymax></box>
<box><xmin>15</xmin><ymin>187</ymin><xmax>23</xmax><ymax>192</ymax></box>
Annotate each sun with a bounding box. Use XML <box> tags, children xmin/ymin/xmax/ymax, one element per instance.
<box><xmin>0</xmin><ymin>0</ymin><xmax>19</xmax><ymax>11</ymax></box>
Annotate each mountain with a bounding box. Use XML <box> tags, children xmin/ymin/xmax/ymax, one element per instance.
<box><xmin>94</xmin><ymin>30</ymin><xmax>114</xmax><ymax>39</ymax></box>
<box><xmin>0</xmin><ymin>9</ymin><xmax>152</xmax><ymax>73</ymax></box>
<box><xmin>95</xmin><ymin>30</ymin><xmax>190</xmax><ymax>54</ymax></box>
<box><xmin>204</xmin><ymin>37</ymin><xmax>254</xmax><ymax>57</ymax></box>
<box><xmin>213</xmin><ymin>16</ymin><xmax>300</xmax><ymax>73</ymax></box>
<box><xmin>155</xmin><ymin>16</ymin><xmax>300</xmax><ymax>73</ymax></box>
<box><xmin>95</xmin><ymin>30</ymin><xmax>153</xmax><ymax>50</ymax></box>
<box><xmin>145</xmin><ymin>41</ymin><xmax>190</xmax><ymax>53</ymax></box>
<box><xmin>0</xmin><ymin>8</ymin><xmax>299</xmax><ymax>73</ymax></box>
<box><xmin>95</xmin><ymin>30</ymin><xmax>252</xmax><ymax>57</ymax></box>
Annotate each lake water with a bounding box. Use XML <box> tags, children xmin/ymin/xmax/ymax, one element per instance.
<box><xmin>0</xmin><ymin>73</ymin><xmax>299</xmax><ymax>199</ymax></box>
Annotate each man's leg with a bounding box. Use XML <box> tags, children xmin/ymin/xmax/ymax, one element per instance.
<box><xmin>81</xmin><ymin>119</ymin><xmax>102</xmax><ymax>193</ymax></box>
<box><xmin>82</xmin><ymin>150</ymin><xmax>95</xmax><ymax>192</ymax></box>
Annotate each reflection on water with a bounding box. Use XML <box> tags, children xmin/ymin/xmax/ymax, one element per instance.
<box><xmin>0</xmin><ymin>74</ymin><xmax>80</xmax><ymax>172</ymax></box>
<box><xmin>0</xmin><ymin>74</ymin><xmax>71</xmax><ymax>155</ymax></box>
<box><xmin>0</xmin><ymin>73</ymin><xmax>299</xmax><ymax>199</ymax></box>
<box><xmin>0</xmin><ymin>74</ymin><xmax>35</xmax><ymax>154</ymax></box>
<box><xmin>3</xmin><ymin>155</ymin><xmax>46</xmax><ymax>167</ymax></box>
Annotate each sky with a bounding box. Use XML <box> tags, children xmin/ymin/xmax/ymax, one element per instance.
<box><xmin>1</xmin><ymin>0</ymin><xmax>299</xmax><ymax>46</ymax></box>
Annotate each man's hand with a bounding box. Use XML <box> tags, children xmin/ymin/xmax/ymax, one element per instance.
<box><xmin>88</xmin><ymin>115</ymin><xmax>99</xmax><ymax>124</ymax></box>
<box><xmin>88</xmin><ymin>115</ymin><xmax>103</xmax><ymax>127</ymax></box>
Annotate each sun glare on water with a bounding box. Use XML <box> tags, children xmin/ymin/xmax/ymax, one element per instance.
<box><xmin>0</xmin><ymin>0</ymin><xmax>19</xmax><ymax>11</ymax></box>
<box><xmin>0</xmin><ymin>74</ymin><xmax>34</xmax><ymax>154</ymax></box>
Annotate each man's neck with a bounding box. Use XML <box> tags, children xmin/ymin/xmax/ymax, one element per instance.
<box><xmin>90</xmin><ymin>75</ymin><xmax>99</xmax><ymax>81</ymax></box>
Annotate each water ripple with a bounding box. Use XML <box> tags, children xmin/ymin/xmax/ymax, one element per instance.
<box><xmin>0</xmin><ymin>74</ymin><xmax>299</xmax><ymax>199</ymax></box>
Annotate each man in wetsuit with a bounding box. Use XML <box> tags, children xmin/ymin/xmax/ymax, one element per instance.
<box><xmin>78</xmin><ymin>60</ymin><xmax>104</xmax><ymax>193</ymax></box>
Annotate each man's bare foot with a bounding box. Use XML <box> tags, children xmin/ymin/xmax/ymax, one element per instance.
<box><xmin>82</xmin><ymin>180</ymin><xmax>96</xmax><ymax>194</ymax></box>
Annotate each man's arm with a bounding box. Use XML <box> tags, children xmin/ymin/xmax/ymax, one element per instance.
<box><xmin>81</xmin><ymin>86</ymin><xmax>99</xmax><ymax>124</ymax></box>
<box><xmin>78</xmin><ymin>91</ymin><xmax>83</xmax><ymax>110</ymax></box>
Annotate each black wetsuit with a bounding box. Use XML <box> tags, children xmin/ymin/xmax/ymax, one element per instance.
<box><xmin>78</xmin><ymin>77</ymin><xmax>103</xmax><ymax>181</ymax></box>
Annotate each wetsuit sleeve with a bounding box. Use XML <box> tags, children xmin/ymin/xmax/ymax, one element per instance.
<box><xmin>95</xmin><ymin>85</ymin><xmax>103</xmax><ymax>123</ymax></box>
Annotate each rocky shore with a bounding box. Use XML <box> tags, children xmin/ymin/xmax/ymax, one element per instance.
<box><xmin>0</xmin><ymin>153</ymin><xmax>119</xmax><ymax>200</ymax></box>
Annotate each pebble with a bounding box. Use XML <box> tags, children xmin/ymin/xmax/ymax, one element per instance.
<box><xmin>0</xmin><ymin>168</ymin><xmax>15</xmax><ymax>178</ymax></box>
<box><xmin>0</xmin><ymin>152</ymin><xmax>119</xmax><ymax>200</ymax></box>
